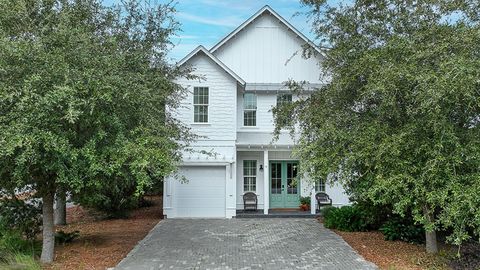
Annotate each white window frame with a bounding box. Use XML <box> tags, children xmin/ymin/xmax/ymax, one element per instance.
<box><xmin>193</xmin><ymin>87</ymin><xmax>209</xmax><ymax>123</ymax></box>
<box><xmin>243</xmin><ymin>93</ymin><xmax>257</xmax><ymax>127</ymax></box>
<box><xmin>243</xmin><ymin>160</ymin><xmax>257</xmax><ymax>192</ymax></box>
<box><xmin>315</xmin><ymin>179</ymin><xmax>326</xmax><ymax>192</ymax></box>
<box><xmin>276</xmin><ymin>93</ymin><xmax>292</xmax><ymax>106</ymax></box>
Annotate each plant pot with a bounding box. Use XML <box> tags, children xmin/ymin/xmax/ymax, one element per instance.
<box><xmin>300</xmin><ymin>204</ymin><xmax>308</xmax><ymax>211</ymax></box>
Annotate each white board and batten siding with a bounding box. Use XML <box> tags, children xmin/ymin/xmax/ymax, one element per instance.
<box><xmin>213</xmin><ymin>13</ymin><xmax>323</xmax><ymax>84</ymax></box>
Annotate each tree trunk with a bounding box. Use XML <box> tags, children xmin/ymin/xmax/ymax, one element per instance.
<box><xmin>425</xmin><ymin>229</ymin><xmax>438</xmax><ymax>253</ymax></box>
<box><xmin>40</xmin><ymin>191</ymin><xmax>55</xmax><ymax>263</ymax></box>
<box><xmin>423</xmin><ymin>206</ymin><xmax>438</xmax><ymax>254</ymax></box>
<box><xmin>54</xmin><ymin>188</ymin><xmax>66</xmax><ymax>226</ymax></box>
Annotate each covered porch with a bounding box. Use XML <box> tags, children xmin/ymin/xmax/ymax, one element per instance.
<box><xmin>236</xmin><ymin>145</ymin><xmax>318</xmax><ymax>216</ymax></box>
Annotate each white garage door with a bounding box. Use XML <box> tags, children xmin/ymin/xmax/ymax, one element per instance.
<box><xmin>174</xmin><ymin>166</ymin><xmax>226</xmax><ymax>218</ymax></box>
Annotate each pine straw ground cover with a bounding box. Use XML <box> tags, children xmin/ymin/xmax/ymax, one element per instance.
<box><xmin>43</xmin><ymin>196</ymin><xmax>163</xmax><ymax>270</ymax></box>
<box><xmin>334</xmin><ymin>230</ymin><xmax>452</xmax><ymax>270</ymax></box>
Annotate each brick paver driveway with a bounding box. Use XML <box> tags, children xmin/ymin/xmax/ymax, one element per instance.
<box><xmin>115</xmin><ymin>219</ymin><xmax>377</xmax><ymax>270</ymax></box>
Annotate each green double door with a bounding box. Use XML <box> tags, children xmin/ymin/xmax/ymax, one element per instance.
<box><xmin>269</xmin><ymin>161</ymin><xmax>300</xmax><ymax>208</ymax></box>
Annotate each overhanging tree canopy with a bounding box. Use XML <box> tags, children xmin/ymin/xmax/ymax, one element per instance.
<box><xmin>0</xmin><ymin>0</ymin><xmax>194</xmax><ymax>263</ymax></box>
<box><xmin>274</xmin><ymin>0</ymin><xmax>480</xmax><ymax>253</ymax></box>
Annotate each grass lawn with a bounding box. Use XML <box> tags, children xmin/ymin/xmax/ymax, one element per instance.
<box><xmin>43</xmin><ymin>196</ymin><xmax>163</xmax><ymax>270</ymax></box>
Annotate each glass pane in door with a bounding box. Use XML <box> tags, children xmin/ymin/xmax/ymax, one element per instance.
<box><xmin>271</xmin><ymin>163</ymin><xmax>282</xmax><ymax>194</ymax></box>
<box><xmin>286</xmin><ymin>163</ymin><xmax>298</xmax><ymax>194</ymax></box>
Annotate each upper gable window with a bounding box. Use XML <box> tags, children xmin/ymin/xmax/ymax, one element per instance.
<box><xmin>193</xmin><ymin>87</ymin><xmax>209</xmax><ymax>123</ymax></box>
<box><xmin>277</xmin><ymin>93</ymin><xmax>292</xmax><ymax>105</ymax></box>
<box><xmin>243</xmin><ymin>93</ymin><xmax>257</xmax><ymax>126</ymax></box>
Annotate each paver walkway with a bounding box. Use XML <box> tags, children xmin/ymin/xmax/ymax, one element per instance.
<box><xmin>115</xmin><ymin>219</ymin><xmax>377</xmax><ymax>270</ymax></box>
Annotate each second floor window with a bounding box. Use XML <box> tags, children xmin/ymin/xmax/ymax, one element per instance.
<box><xmin>276</xmin><ymin>93</ymin><xmax>292</xmax><ymax>125</ymax></box>
<box><xmin>193</xmin><ymin>87</ymin><xmax>208</xmax><ymax>123</ymax></box>
<box><xmin>277</xmin><ymin>93</ymin><xmax>292</xmax><ymax>105</ymax></box>
<box><xmin>243</xmin><ymin>93</ymin><xmax>257</xmax><ymax>126</ymax></box>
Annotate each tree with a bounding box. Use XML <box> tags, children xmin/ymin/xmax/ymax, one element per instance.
<box><xmin>274</xmin><ymin>0</ymin><xmax>480</xmax><ymax>253</ymax></box>
<box><xmin>0</xmin><ymin>0</ymin><xmax>194</xmax><ymax>263</ymax></box>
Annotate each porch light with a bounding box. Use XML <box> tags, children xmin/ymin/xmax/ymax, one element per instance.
<box><xmin>259</xmin><ymin>164</ymin><xmax>264</xmax><ymax>171</ymax></box>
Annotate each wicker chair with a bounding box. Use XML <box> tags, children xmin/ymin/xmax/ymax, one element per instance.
<box><xmin>315</xmin><ymin>192</ymin><xmax>332</xmax><ymax>211</ymax></box>
<box><xmin>243</xmin><ymin>192</ymin><xmax>258</xmax><ymax>211</ymax></box>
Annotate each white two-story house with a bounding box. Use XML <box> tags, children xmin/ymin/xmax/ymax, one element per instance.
<box><xmin>163</xmin><ymin>5</ymin><xmax>349</xmax><ymax>218</ymax></box>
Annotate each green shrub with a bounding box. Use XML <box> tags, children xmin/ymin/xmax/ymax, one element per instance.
<box><xmin>322</xmin><ymin>205</ymin><xmax>372</xmax><ymax>232</ymax></box>
<box><xmin>379</xmin><ymin>217</ymin><xmax>425</xmax><ymax>243</ymax></box>
<box><xmin>0</xmin><ymin>199</ymin><xmax>42</xmax><ymax>240</ymax></box>
<box><xmin>74</xmin><ymin>178</ymin><xmax>140</xmax><ymax>219</ymax></box>
<box><xmin>354</xmin><ymin>201</ymin><xmax>391</xmax><ymax>230</ymax></box>
<box><xmin>300</xmin><ymin>196</ymin><xmax>311</xmax><ymax>206</ymax></box>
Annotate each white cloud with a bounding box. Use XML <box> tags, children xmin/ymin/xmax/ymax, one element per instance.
<box><xmin>178</xmin><ymin>12</ymin><xmax>243</xmax><ymax>27</ymax></box>
<box><xmin>174</xmin><ymin>35</ymin><xmax>199</xmax><ymax>39</ymax></box>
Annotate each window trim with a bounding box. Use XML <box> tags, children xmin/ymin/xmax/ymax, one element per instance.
<box><xmin>276</xmin><ymin>93</ymin><xmax>293</xmax><ymax>106</ymax></box>
<box><xmin>243</xmin><ymin>160</ymin><xmax>257</xmax><ymax>192</ymax></box>
<box><xmin>193</xmin><ymin>86</ymin><xmax>209</xmax><ymax>123</ymax></box>
<box><xmin>243</xmin><ymin>93</ymin><xmax>257</xmax><ymax>127</ymax></box>
<box><xmin>315</xmin><ymin>179</ymin><xmax>326</xmax><ymax>192</ymax></box>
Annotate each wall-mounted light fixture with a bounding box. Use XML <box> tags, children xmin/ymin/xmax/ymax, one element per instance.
<box><xmin>259</xmin><ymin>164</ymin><xmax>264</xmax><ymax>171</ymax></box>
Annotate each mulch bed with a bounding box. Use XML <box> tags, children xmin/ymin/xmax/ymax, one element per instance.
<box><xmin>449</xmin><ymin>241</ymin><xmax>480</xmax><ymax>270</ymax></box>
<box><xmin>334</xmin><ymin>230</ymin><xmax>448</xmax><ymax>270</ymax></box>
<box><xmin>314</xmin><ymin>216</ymin><xmax>451</xmax><ymax>270</ymax></box>
<box><xmin>44</xmin><ymin>196</ymin><xmax>163</xmax><ymax>270</ymax></box>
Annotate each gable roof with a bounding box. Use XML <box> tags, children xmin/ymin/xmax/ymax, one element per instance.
<box><xmin>209</xmin><ymin>5</ymin><xmax>324</xmax><ymax>57</ymax></box>
<box><xmin>177</xmin><ymin>45</ymin><xmax>246</xmax><ymax>85</ymax></box>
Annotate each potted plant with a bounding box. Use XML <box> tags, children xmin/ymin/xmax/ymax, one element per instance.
<box><xmin>299</xmin><ymin>196</ymin><xmax>311</xmax><ymax>211</ymax></box>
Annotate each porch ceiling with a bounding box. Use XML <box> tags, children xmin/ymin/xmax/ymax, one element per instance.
<box><xmin>236</xmin><ymin>132</ymin><xmax>297</xmax><ymax>150</ymax></box>
<box><xmin>243</xmin><ymin>83</ymin><xmax>323</xmax><ymax>92</ymax></box>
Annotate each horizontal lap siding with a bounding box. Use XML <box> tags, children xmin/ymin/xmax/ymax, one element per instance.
<box><xmin>175</xmin><ymin>54</ymin><xmax>237</xmax><ymax>143</ymax></box>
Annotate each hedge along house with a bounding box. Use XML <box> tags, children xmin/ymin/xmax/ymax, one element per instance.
<box><xmin>163</xmin><ymin>5</ymin><xmax>349</xmax><ymax>218</ymax></box>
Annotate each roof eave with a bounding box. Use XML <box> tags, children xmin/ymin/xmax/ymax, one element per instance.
<box><xmin>177</xmin><ymin>45</ymin><xmax>246</xmax><ymax>86</ymax></box>
<box><xmin>209</xmin><ymin>5</ymin><xmax>325</xmax><ymax>58</ymax></box>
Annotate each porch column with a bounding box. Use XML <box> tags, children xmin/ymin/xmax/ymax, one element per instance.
<box><xmin>263</xmin><ymin>150</ymin><xmax>269</xmax><ymax>214</ymax></box>
<box><xmin>310</xmin><ymin>187</ymin><xmax>316</xmax><ymax>215</ymax></box>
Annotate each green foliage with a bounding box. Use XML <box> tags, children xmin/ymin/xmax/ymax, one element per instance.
<box><xmin>300</xmin><ymin>196</ymin><xmax>311</xmax><ymax>206</ymax></box>
<box><xmin>0</xmin><ymin>222</ymin><xmax>40</xmax><ymax>264</ymax></box>
<box><xmin>323</xmin><ymin>205</ymin><xmax>372</xmax><ymax>232</ymax></box>
<box><xmin>0</xmin><ymin>0</ymin><xmax>195</xmax><ymax>261</ymax></box>
<box><xmin>0</xmin><ymin>253</ymin><xmax>41</xmax><ymax>270</ymax></box>
<box><xmin>55</xmin><ymin>230</ymin><xmax>80</xmax><ymax>245</ymax></box>
<box><xmin>380</xmin><ymin>217</ymin><xmax>425</xmax><ymax>243</ymax></box>
<box><xmin>0</xmin><ymin>0</ymin><xmax>194</xmax><ymax>208</ymax></box>
<box><xmin>275</xmin><ymin>0</ymin><xmax>480</xmax><ymax>247</ymax></box>
<box><xmin>0</xmin><ymin>199</ymin><xmax>42</xmax><ymax>241</ymax></box>
<box><xmin>74</xmin><ymin>177</ymin><xmax>139</xmax><ymax>218</ymax></box>
<box><xmin>354</xmin><ymin>201</ymin><xmax>391</xmax><ymax>230</ymax></box>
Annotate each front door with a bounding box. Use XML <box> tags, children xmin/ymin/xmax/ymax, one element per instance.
<box><xmin>269</xmin><ymin>161</ymin><xmax>300</xmax><ymax>208</ymax></box>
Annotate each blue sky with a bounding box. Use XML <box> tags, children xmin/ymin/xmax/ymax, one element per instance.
<box><xmin>104</xmin><ymin>0</ymin><xmax>315</xmax><ymax>62</ymax></box>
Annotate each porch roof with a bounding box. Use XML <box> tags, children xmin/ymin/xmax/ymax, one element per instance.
<box><xmin>243</xmin><ymin>83</ymin><xmax>323</xmax><ymax>92</ymax></box>
<box><xmin>236</xmin><ymin>132</ymin><xmax>297</xmax><ymax>149</ymax></box>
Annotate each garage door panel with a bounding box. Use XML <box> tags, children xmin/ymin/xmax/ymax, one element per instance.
<box><xmin>176</xmin><ymin>187</ymin><xmax>224</xmax><ymax>197</ymax></box>
<box><xmin>176</xmin><ymin>207</ymin><xmax>225</xmax><ymax>218</ymax></box>
<box><xmin>174</xmin><ymin>166</ymin><xmax>226</xmax><ymax>218</ymax></box>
